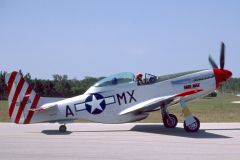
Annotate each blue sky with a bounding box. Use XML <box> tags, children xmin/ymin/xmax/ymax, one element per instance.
<box><xmin>0</xmin><ymin>0</ymin><xmax>239</xmax><ymax>79</ymax></box>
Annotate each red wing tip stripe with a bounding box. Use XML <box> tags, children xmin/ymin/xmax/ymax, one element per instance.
<box><xmin>176</xmin><ymin>89</ymin><xmax>203</xmax><ymax>97</ymax></box>
<box><xmin>14</xmin><ymin>87</ymin><xmax>32</xmax><ymax>124</ymax></box>
<box><xmin>24</xmin><ymin>95</ymin><xmax>40</xmax><ymax>124</ymax></box>
<box><xmin>9</xmin><ymin>78</ymin><xmax>25</xmax><ymax>118</ymax></box>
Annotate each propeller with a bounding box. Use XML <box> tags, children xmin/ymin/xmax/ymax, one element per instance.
<box><xmin>208</xmin><ymin>42</ymin><xmax>232</xmax><ymax>88</ymax></box>
<box><xmin>220</xmin><ymin>42</ymin><xmax>225</xmax><ymax>70</ymax></box>
<box><xmin>209</xmin><ymin>55</ymin><xmax>218</xmax><ymax>69</ymax></box>
<box><xmin>209</xmin><ymin>42</ymin><xmax>225</xmax><ymax>70</ymax></box>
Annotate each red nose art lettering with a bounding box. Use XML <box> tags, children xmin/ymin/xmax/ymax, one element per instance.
<box><xmin>184</xmin><ymin>83</ymin><xmax>200</xmax><ymax>90</ymax></box>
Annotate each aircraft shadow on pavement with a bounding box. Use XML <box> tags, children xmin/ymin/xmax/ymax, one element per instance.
<box><xmin>204</xmin><ymin>128</ymin><xmax>240</xmax><ymax>131</ymax></box>
<box><xmin>130</xmin><ymin>125</ymin><xmax>232</xmax><ymax>139</ymax></box>
<box><xmin>41</xmin><ymin>125</ymin><xmax>238</xmax><ymax>137</ymax></box>
<box><xmin>41</xmin><ymin>130</ymin><xmax>72</xmax><ymax>135</ymax></box>
<box><xmin>41</xmin><ymin>129</ymin><xmax>128</xmax><ymax>135</ymax></box>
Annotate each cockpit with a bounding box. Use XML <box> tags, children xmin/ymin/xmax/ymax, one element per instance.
<box><xmin>94</xmin><ymin>72</ymin><xmax>135</xmax><ymax>87</ymax></box>
<box><xmin>142</xmin><ymin>73</ymin><xmax>158</xmax><ymax>84</ymax></box>
<box><xmin>93</xmin><ymin>72</ymin><xmax>158</xmax><ymax>87</ymax></box>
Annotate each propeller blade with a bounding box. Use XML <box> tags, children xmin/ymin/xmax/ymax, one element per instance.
<box><xmin>220</xmin><ymin>42</ymin><xmax>225</xmax><ymax>70</ymax></box>
<box><xmin>209</xmin><ymin>55</ymin><xmax>218</xmax><ymax>69</ymax></box>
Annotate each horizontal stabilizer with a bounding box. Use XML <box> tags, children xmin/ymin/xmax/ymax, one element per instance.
<box><xmin>30</xmin><ymin>103</ymin><xmax>58</xmax><ymax>112</ymax></box>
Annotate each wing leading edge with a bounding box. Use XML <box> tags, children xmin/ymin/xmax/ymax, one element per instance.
<box><xmin>119</xmin><ymin>89</ymin><xmax>203</xmax><ymax>115</ymax></box>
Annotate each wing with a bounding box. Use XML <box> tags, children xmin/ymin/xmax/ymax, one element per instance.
<box><xmin>119</xmin><ymin>89</ymin><xmax>203</xmax><ymax>115</ymax></box>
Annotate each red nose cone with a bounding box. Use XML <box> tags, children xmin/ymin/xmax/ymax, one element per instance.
<box><xmin>213</xmin><ymin>68</ymin><xmax>232</xmax><ymax>88</ymax></box>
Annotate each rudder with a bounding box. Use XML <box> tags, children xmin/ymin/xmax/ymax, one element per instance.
<box><xmin>5</xmin><ymin>71</ymin><xmax>40</xmax><ymax>124</ymax></box>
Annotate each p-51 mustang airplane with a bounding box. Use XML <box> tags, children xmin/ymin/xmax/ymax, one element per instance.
<box><xmin>5</xmin><ymin>43</ymin><xmax>232</xmax><ymax>133</ymax></box>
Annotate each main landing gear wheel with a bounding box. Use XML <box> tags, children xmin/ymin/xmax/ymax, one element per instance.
<box><xmin>184</xmin><ymin>117</ymin><xmax>200</xmax><ymax>132</ymax></box>
<box><xmin>163</xmin><ymin>114</ymin><xmax>178</xmax><ymax>128</ymax></box>
<box><xmin>59</xmin><ymin>125</ymin><xmax>67</xmax><ymax>132</ymax></box>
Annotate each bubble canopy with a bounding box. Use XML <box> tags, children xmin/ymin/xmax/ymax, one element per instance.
<box><xmin>94</xmin><ymin>72</ymin><xmax>135</xmax><ymax>87</ymax></box>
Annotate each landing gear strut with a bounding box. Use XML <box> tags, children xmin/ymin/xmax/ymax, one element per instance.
<box><xmin>59</xmin><ymin>125</ymin><xmax>67</xmax><ymax>132</ymax></box>
<box><xmin>180</xmin><ymin>99</ymin><xmax>200</xmax><ymax>132</ymax></box>
<box><xmin>161</xmin><ymin>104</ymin><xmax>178</xmax><ymax>128</ymax></box>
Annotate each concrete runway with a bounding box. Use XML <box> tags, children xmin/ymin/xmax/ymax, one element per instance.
<box><xmin>0</xmin><ymin>123</ymin><xmax>240</xmax><ymax>160</ymax></box>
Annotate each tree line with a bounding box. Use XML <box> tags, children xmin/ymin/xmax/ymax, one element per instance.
<box><xmin>0</xmin><ymin>71</ymin><xmax>240</xmax><ymax>100</ymax></box>
<box><xmin>0</xmin><ymin>71</ymin><xmax>102</xmax><ymax>100</ymax></box>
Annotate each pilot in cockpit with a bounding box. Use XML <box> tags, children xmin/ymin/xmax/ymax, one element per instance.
<box><xmin>136</xmin><ymin>73</ymin><xmax>144</xmax><ymax>85</ymax></box>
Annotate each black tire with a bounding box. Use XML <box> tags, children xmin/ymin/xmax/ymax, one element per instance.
<box><xmin>59</xmin><ymin>125</ymin><xmax>67</xmax><ymax>132</ymax></box>
<box><xmin>184</xmin><ymin>117</ymin><xmax>200</xmax><ymax>132</ymax></box>
<box><xmin>163</xmin><ymin>114</ymin><xmax>178</xmax><ymax>128</ymax></box>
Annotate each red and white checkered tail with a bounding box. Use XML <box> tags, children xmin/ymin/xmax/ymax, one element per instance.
<box><xmin>5</xmin><ymin>71</ymin><xmax>40</xmax><ymax>124</ymax></box>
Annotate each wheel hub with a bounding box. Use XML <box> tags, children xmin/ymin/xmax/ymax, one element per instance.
<box><xmin>188</xmin><ymin>122</ymin><xmax>198</xmax><ymax>130</ymax></box>
<box><xmin>167</xmin><ymin>117</ymin><xmax>175</xmax><ymax>127</ymax></box>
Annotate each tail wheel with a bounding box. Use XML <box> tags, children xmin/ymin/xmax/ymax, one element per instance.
<box><xmin>59</xmin><ymin>125</ymin><xmax>67</xmax><ymax>132</ymax></box>
<box><xmin>163</xmin><ymin>114</ymin><xmax>178</xmax><ymax>128</ymax></box>
<box><xmin>184</xmin><ymin>117</ymin><xmax>200</xmax><ymax>132</ymax></box>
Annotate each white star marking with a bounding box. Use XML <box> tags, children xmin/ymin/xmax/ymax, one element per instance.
<box><xmin>86</xmin><ymin>95</ymin><xmax>104</xmax><ymax>113</ymax></box>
